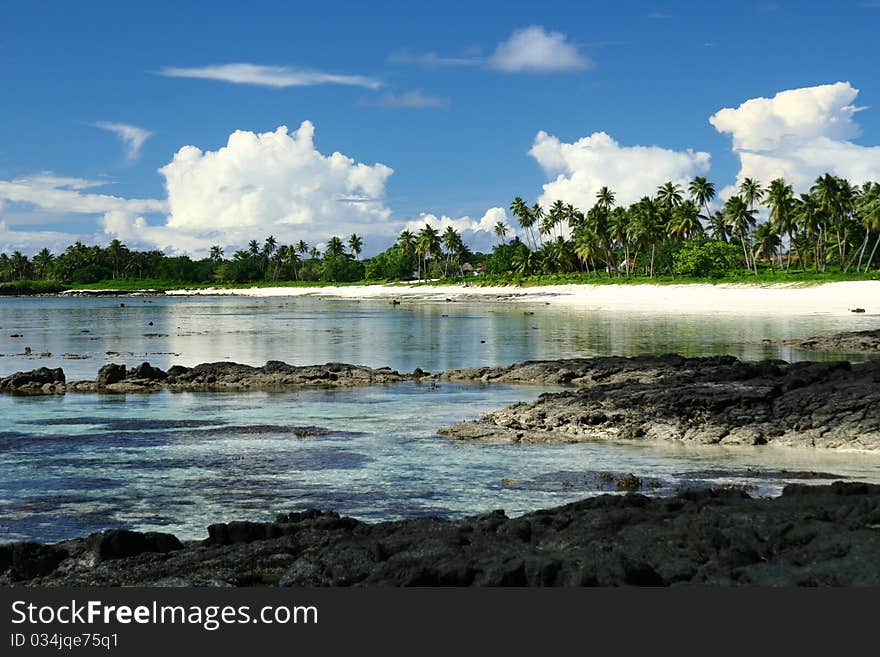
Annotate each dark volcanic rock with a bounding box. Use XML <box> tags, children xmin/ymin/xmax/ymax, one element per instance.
<box><xmin>439</xmin><ymin>355</ymin><xmax>880</xmax><ymax>449</ymax></box>
<box><xmin>6</xmin><ymin>483</ymin><xmax>880</xmax><ymax>587</ymax></box>
<box><xmin>96</xmin><ymin>363</ymin><xmax>126</xmax><ymax>387</ymax></box>
<box><xmin>2</xmin><ymin>361</ymin><xmax>415</xmax><ymax>394</ymax></box>
<box><xmin>86</xmin><ymin>529</ymin><xmax>183</xmax><ymax>561</ymax></box>
<box><xmin>0</xmin><ymin>366</ymin><xmax>65</xmax><ymax>393</ymax></box>
<box><xmin>128</xmin><ymin>362</ymin><xmax>167</xmax><ymax>381</ymax></box>
<box><xmin>0</xmin><ymin>543</ymin><xmax>68</xmax><ymax>581</ymax></box>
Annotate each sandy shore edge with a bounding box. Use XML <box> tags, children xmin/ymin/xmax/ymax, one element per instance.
<box><xmin>158</xmin><ymin>280</ymin><xmax>880</xmax><ymax>315</ymax></box>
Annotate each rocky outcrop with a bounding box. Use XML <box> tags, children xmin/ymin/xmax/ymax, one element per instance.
<box><xmin>5</xmin><ymin>483</ymin><xmax>880</xmax><ymax>586</ymax></box>
<box><xmin>771</xmin><ymin>328</ymin><xmax>880</xmax><ymax>353</ymax></box>
<box><xmin>439</xmin><ymin>355</ymin><xmax>880</xmax><ymax>449</ymax></box>
<box><xmin>0</xmin><ymin>366</ymin><xmax>65</xmax><ymax>393</ymax></box>
<box><xmin>1</xmin><ymin>361</ymin><xmax>423</xmax><ymax>394</ymax></box>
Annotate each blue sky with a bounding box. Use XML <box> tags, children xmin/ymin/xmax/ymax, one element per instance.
<box><xmin>1</xmin><ymin>0</ymin><xmax>879</xmax><ymax>255</ymax></box>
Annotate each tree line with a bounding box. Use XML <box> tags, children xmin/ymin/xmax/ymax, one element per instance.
<box><xmin>2</xmin><ymin>172</ymin><xmax>879</xmax><ymax>288</ymax></box>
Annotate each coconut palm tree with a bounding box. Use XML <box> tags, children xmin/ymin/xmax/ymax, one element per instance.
<box><xmin>753</xmin><ymin>223</ymin><xmax>782</xmax><ymax>272</ymax></box>
<box><xmin>688</xmin><ymin>176</ymin><xmax>716</xmax><ymax>224</ymax></box>
<box><xmin>283</xmin><ymin>244</ymin><xmax>300</xmax><ymax>280</ymax></box>
<box><xmin>248</xmin><ymin>240</ymin><xmax>260</xmax><ymax>258</ymax></box>
<box><xmin>596</xmin><ymin>186</ymin><xmax>616</xmax><ymax>212</ymax></box>
<box><xmin>740</xmin><ymin>178</ymin><xmax>765</xmax><ymax>213</ymax></box>
<box><xmin>656</xmin><ymin>182</ymin><xmax>684</xmax><ymax>212</ymax></box>
<box><xmin>724</xmin><ymin>195</ymin><xmax>758</xmax><ymax>274</ymax></box>
<box><xmin>415</xmin><ymin>224</ymin><xmax>441</xmax><ymax>281</ymax></box>
<box><xmin>858</xmin><ymin>182</ymin><xmax>880</xmax><ymax>272</ymax></box>
<box><xmin>609</xmin><ymin>206</ymin><xmax>631</xmax><ymax>274</ymax></box>
<box><xmin>668</xmin><ymin>201</ymin><xmax>704</xmax><ymax>240</ymax></box>
<box><xmin>209</xmin><ymin>245</ymin><xmax>224</xmax><ymax>262</ymax></box>
<box><xmin>441</xmin><ymin>226</ymin><xmax>460</xmax><ymax>277</ymax></box>
<box><xmin>795</xmin><ymin>193</ymin><xmax>822</xmax><ymax>271</ymax></box>
<box><xmin>493</xmin><ymin>221</ymin><xmax>509</xmax><ymax>244</ymax></box>
<box><xmin>296</xmin><ymin>240</ymin><xmax>309</xmax><ymax>256</ymax></box>
<box><xmin>631</xmin><ymin>197</ymin><xmax>665</xmax><ymax>277</ymax></box>
<box><xmin>32</xmin><ymin>248</ymin><xmax>54</xmax><ymax>280</ymax></box>
<box><xmin>764</xmin><ymin>178</ymin><xmax>797</xmax><ymax>271</ymax></box>
<box><xmin>348</xmin><ymin>234</ymin><xmax>363</xmax><ymax>261</ymax></box>
<box><xmin>509</xmin><ymin>197</ymin><xmax>536</xmax><ymax>249</ymax></box>
<box><xmin>326</xmin><ymin>236</ymin><xmax>345</xmax><ymax>257</ymax></box>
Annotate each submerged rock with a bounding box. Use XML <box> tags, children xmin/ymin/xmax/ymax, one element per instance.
<box><xmin>5</xmin><ymin>483</ymin><xmax>880</xmax><ymax>586</ymax></box>
<box><xmin>772</xmin><ymin>328</ymin><xmax>880</xmax><ymax>353</ymax></box>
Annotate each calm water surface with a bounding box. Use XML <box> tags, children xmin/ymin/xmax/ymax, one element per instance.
<box><xmin>1</xmin><ymin>295</ymin><xmax>879</xmax><ymax>542</ymax></box>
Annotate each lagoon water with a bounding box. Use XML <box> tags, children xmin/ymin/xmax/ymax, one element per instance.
<box><xmin>2</xmin><ymin>295</ymin><xmax>880</xmax><ymax>543</ymax></box>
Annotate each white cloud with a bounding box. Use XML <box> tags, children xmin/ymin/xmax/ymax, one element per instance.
<box><xmin>0</xmin><ymin>174</ymin><xmax>164</xmax><ymax>216</ymax></box>
<box><xmin>528</xmin><ymin>131</ymin><xmax>711</xmax><ymax>210</ymax></box>
<box><xmin>404</xmin><ymin>207</ymin><xmax>512</xmax><ymax>251</ymax></box>
<box><xmin>710</xmin><ymin>81</ymin><xmax>880</xmax><ymax>193</ymax></box>
<box><xmin>92</xmin><ymin>122</ymin><xmax>153</xmax><ymax>160</ymax></box>
<box><xmin>0</xmin><ymin>220</ymin><xmax>86</xmax><ymax>254</ymax></box>
<box><xmin>158</xmin><ymin>63</ymin><xmax>381</xmax><ymax>89</ymax></box>
<box><xmin>360</xmin><ymin>90</ymin><xmax>449</xmax><ymax>109</ymax></box>
<box><xmin>101</xmin><ymin>121</ymin><xmax>395</xmax><ymax>254</ymax></box>
<box><xmin>489</xmin><ymin>26</ymin><xmax>591</xmax><ymax>72</ymax></box>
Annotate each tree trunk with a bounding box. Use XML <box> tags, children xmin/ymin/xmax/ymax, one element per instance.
<box><xmin>865</xmin><ymin>234</ymin><xmax>880</xmax><ymax>273</ymax></box>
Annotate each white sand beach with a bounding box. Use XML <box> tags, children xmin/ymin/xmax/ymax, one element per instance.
<box><xmin>164</xmin><ymin>280</ymin><xmax>880</xmax><ymax>315</ymax></box>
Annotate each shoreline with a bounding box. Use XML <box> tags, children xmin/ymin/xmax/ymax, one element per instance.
<box><xmin>154</xmin><ymin>280</ymin><xmax>880</xmax><ymax>314</ymax></box>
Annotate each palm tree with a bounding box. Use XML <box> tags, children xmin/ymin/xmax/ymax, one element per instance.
<box><xmin>32</xmin><ymin>248</ymin><xmax>54</xmax><ymax>280</ymax></box>
<box><xmin>531</xmin><ymin>203</ymin><xmax>545</xmax><ymax>247</ymax></box>
<box><xmin>668</xmin><ymin>201</ymin><xmax>704</xmax><ymax>240</ymax></box>
<box><xmin>724</xmin><ymin>196</ymin><xmax>758</xmax><ymax>274</ymax></box>
<box><xmin>596</xmin><ymin>186</ymin><xmax>616</xmax><ymax>212</ymax></box>
<box><xmin>248</xmin><ymin>240</ymin><xmax>260</xmax><ymax>258</ymax></box>
<box><xmin>764</xmin><ymin>178</ymin><xmax>797</xmax><ymax>270</ymax></box>
<box><xmin>415</xmin><ymin>224</ymin><xmax>441</xmax><ymax>281</ymax></box>
<box><xmin>309</xmin><ymin>247</ymin><xmax>321</xmax><ymax>260</ymax></box>
<box><xmin>283</xmin><ymin>244</ymin><xmax>300</xmax><ymax>280</ymax></box>
<box><xmin>609</xmin><ymin>207</ymin><xmax>631</xmax><ymax>274</ymax></box>
<box><xmin>348</xmin><ymin>234</ymin><xmax>364</xmax><ymax>261</ymax></box>
<box><xmin>688</xmin><ymin>176</ymin><xmax>716</xmax><ymax>223</ymax></box>
<box><xmin>858</xmin><ymin>182</ymin><xmax>880</xmax><ymax>272</ymax></box>
<box><xmin>441</xmin><ymin>226</ymin><xmax>460</xmax><ymax>277</ymax></box>
<box><xmin>397</xmin><ymin>229</ymin><xmax>415</xmax><ymax>257</ymax></box>
<box><xmin>631</xmin><ymin>197</ymin><xmax>665</xmax><ymax>277</ymax></box>
<box><xmin>209</xmin><ymin>245</ymin><xmax>224</xmax><ymax>262</ymax></box>
<box><xmin>296</xmin><ymin>240</ymin><xmax>309</xmax><ymax>256</ymax></box>
<box><xmin>656</xmin><ymin>182</ymin><xmax>684</xmax><ymax>212</ymax></box>
<box><xmin>509</xmin><ymin>197</ymin><xmax>536</xmax><ymax>249</ymax></box>
<box><xmin>740</xmin><ymin>178</ymin><xmax>765</xmax><ymax>213</ymax></box>
<box><xmin>753</xmin><ymin>223</ymin><xmax>782</xmax><ymax>272</ymax></box>
<box><xmin>574</xmin><ymin>227</ymin><xmax>600</xmax><ymax>275</ymax></box>
<box><xmin>493</xmin><ymin>221</ymin><xmax>509</xmax><ymax>244</ymax></box>
<box><xmin>795</xmin><ymin>193</ymin><xmax>822</xmax><ymax>271</ymax></box>
<box><xmin>326</xmin><ymin>236</ymin><xmax>345</xmax><ymax>257</ymax></box>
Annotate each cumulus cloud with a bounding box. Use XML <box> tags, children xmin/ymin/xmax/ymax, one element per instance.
<box><xmin>405</xmin><ymin>207</ymin><xmax>512</xmax><ymax>251</ymax></box>
<box><xmin>99</xmin><ymin>121</ymin><xmax>395</xmax><ymax>254</ymax></box>
<box><xmin>360</xmin><ymin>90</ymin><xmax>449</xmax><ymax>109</ymax></box>
<box><xmin>528</xmin><ymin>131</ymin><xmax>711</xmax><ymax>210</ymax></box>
<box><xmin>710</xmin><ymin>81</ymin><xmax>880</xmax><ymax>193</ymax></box>
<box><xmin>489</xmin><ymin>26</ymin><xmax>591</xmax><ymax>72</ymax></box>
<box><xmin>92</xmin><ymin>122</ymin><xmax>153</xmax><ymax>160</ymax></box>
<box><xmin>158</xmin><ymin>63</ymin><xmax>382</xmax><ymax>89</ymax></box>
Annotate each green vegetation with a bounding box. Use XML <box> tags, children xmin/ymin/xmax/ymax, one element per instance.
<box><xmin>2</xmin><ymin>173</ymin><xmax>879</xmax><ymax>294</ymax></box>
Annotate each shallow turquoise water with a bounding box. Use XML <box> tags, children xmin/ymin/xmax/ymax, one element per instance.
<box><xmin>1</xmin><ymin>295</ymin><xmax>880</xmax><ymax>543</ymax></box>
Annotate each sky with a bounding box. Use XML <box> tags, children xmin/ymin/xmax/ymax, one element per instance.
<box><xmin>1</xmin><ymin>0</ymin><xmax>879</xmax><ymax>256</ymax></box>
